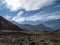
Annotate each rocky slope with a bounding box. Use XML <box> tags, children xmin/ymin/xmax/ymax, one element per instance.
<box><xmin>0</xmin><ymin>16</ymin><xmax>22</xmax><ymax>30</ymax></box>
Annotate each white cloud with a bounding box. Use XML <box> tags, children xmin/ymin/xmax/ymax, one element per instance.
<box><xmin>4</xmin><ymin>15</ymin><xmax>11</xmax><ymax>19</ymax></box>
<box><xmin>0</xmin><ymin>0</ymin><xmax>5</xmax><ymax>10</ymax></box>
<box><xmin>26</xmin><ymin>15</ymin><xmax>44</xmax><ymax>21</ymax></box>
<box><xmin>12</xmin><ymin>17</ymin><xmax>25</xmax><ymax>22</ymax></box>
<box><xmin>12</xmin><ymin>10</ymin><xmax>60</xmax><ymax>23</ymax></box>
<box><xmin>46</xmin><ymin>11</ymin><xmax>60</xmax><ymax>19</ymax></box>
<box><xmin>12</xmin><ymin>11</ymin><xmax>25</xmax><ymax>22</ymax></box>
<box><xmin>5</xmin><ymin>0</ymin><xmax>56</xmax><ymax>11</ymax></box>
<box><xmin>17</xmin><ymin>11</ymin><xmax>24</xmax><ymax>16</ymax></box>
<box><xmin>5</xmin><ymin>0</ymin><xmax>22</xmax><ymax>11</ymax></box>
<box><xmin>26</xmin><ymin>11</ymin><xmax>60</xmax><ymax>21</ymax></box>
<box><xmin>47</xmin><ymin>15</ymin><xmax>60</xmax><ymax>19</ymax></box>
<box><xmin>12</xmin><ymin>12</ymin><xmax>44</xmax><ymax>22</ymax></box>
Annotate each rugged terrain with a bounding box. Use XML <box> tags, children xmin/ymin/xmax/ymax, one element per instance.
<box><xmin>0</xmin><ymin>30</ymin><xmax>60</xmax><ymax>45</ymax></box>
<box><xmin>0</xmin><ymin>16</ymin><xmax>60</xmax><ymax>45</ymax></box>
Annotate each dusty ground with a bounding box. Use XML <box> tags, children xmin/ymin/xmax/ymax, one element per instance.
<box><xmin>0</xmin><ymin>30</ymin><xmax>60</xmax><ymax>45</ymax></box>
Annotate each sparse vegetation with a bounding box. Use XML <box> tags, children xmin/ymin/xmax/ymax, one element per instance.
<box><xmin>0</xmin><ymin>30</ymin><xmax>60</xmax><ymax>45</ymax></box>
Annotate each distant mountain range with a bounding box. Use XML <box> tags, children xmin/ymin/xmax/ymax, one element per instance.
<box><xmin>43</xmin><ymin>19</ymin><xmax>60</xmax><ymax>30</ymax></box>
<box><xmin>12</xmin><ymin>19</ymin><xmax>60</xmax><ymax>31</ymax></box>
<box><xmin>20</xmin><ymin>20</ymin><xmax>42</xmax><ymax>25</ymax></box>
<box><xmin>0</xmin><ymin>16</ymin><xmax>60</xmax><ymax>32</ymax></box>
<box><xmin>12</xmin><ymin>21</ymin><xmax>53</xmax><ymax>31</ymax></box>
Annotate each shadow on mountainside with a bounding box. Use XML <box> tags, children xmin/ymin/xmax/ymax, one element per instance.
<box><xmin>0</xmin><ymin>16</ymin><xmax>22</xmax><ymax>30</ymax></box>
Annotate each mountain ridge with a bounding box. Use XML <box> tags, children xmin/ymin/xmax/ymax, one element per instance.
<box><xmin>0</xmin><ymin>16</ymin><xmax>22</xmax><ymax>30</ymax></box>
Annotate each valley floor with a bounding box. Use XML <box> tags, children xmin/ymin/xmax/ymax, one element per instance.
<box><xmin>0</xmin><ymin>30</ymin><xmax>60</xmax><ymax>45</ymax></box>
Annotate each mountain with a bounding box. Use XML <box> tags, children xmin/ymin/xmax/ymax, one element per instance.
<box><xmin>20</xmin><ymin>20</ymin><xmax>44</xmax><ymax>25</ymax></box>
<box><xmin>19</xmin><ymin>24</ymin><xmax>37</xmax><ymax>30</ymax></box>
<box><xmin>0</xmin><ymin>16</ymin><xmax>22</xmax><ymax>30</ymax></box>
<box><xmin>11</xmin><ymin>21</ymin><xmax>37</xmax><ymax>30</ymax></box>
<box><xmin>19</xmin><ymin>24</ymin><xmax>52</xmax><ymax>31</ymax></box>
<box><xmin>43</xmin><ymin>19</ymin><xmax>60</xmax><ymax>30</ymax></box>
<box><xmin>12</xmin><ymin>21</ymin><xmax>52</xmax><ymax>31</ymax></box>
<box><xmin>35</xmin><ymin>24</ymin><xmax>52</xmax><ymax>31</ymax></box>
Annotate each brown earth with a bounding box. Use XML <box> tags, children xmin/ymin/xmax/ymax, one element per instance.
<box><xmin>0</xmin><ymin>30</ymin><xmax>60</xmax><ymax>45</ymax></box>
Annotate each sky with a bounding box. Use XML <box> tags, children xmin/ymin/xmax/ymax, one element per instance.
<box><xmin>0</xmin><ymin>0</ymin><xmax>60</xmax><ymax>24</ymax></box>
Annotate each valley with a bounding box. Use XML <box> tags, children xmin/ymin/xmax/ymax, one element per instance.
<box><xmin>0</xmin><ymin>30</ymin><xmax>60</xmax><ymax>45</ymax></box>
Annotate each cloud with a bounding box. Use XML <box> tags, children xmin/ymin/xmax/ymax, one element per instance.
<box><xmin>4</xmin><ymin>0</ymin><xmax>56</xmax><ymax>11</ymax></box>
<box><xmin>12</xmin><ymin>17</ymin><xmax>25</xmax><ymax>22</ymax></box>
<box><xmin>12</xmin><ymin>10</ymin><xmax>44</xmax><ymax>22</ymax></box>
<box><xmin>0</xmin><ymin>0</ymin><xmax>5</xmax><ymax>10</ymax></box>
<box><xmin>12</xmin><ymin>11</ymin><xmax>25</xmax><ymax>22</ymax></box>
<box><xmin>17</xmin><ymin>11</ymin><xmax>24</xmax><ymax>16</ymax></box>
<box><xmin>47</xmin><ymin>15</ymin><xmax>60</xmax><ymax>19</ymax></box>
<box><xmin>26</xmin><ymin>10</ymin><xmax>60</xmax><ymax>21</ymax></box>
<box><xmin>1</xmin><ymin>0</ymin><xmax>59</xmax><ymax>23</ymax></box>
<box><xmin>26</xmin><ymin>15</ymin><xmax>44</xmax><ymax>21</ymax></box>
<box><xmin>46</xmin><ymin>11</ymin><xmax>60</xmax><ymax>19</ymax></box>
<box><xmin>5</xmin><ymin>0</ymin><xmax>21</xmax><ymax>11</ymax></box>
<box><xmin>12</xmin><ymin>11</ymin><xmax>45</xmax><ymax>22</ymax></box>
<box><xmin>4</xmin><ymin>15</ymin><xmax>11</xmax><ymax>20</ymax></box>
<box><xmin>12</xmin><ymin>10</ymin><xmax>60</xmax><ymax>23</ymax></box>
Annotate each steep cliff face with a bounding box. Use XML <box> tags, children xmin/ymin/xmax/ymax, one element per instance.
<box><xmin>0</xmin><ymin>16</ymin><xmax>22</xmax><ymax>30</ymax></box>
